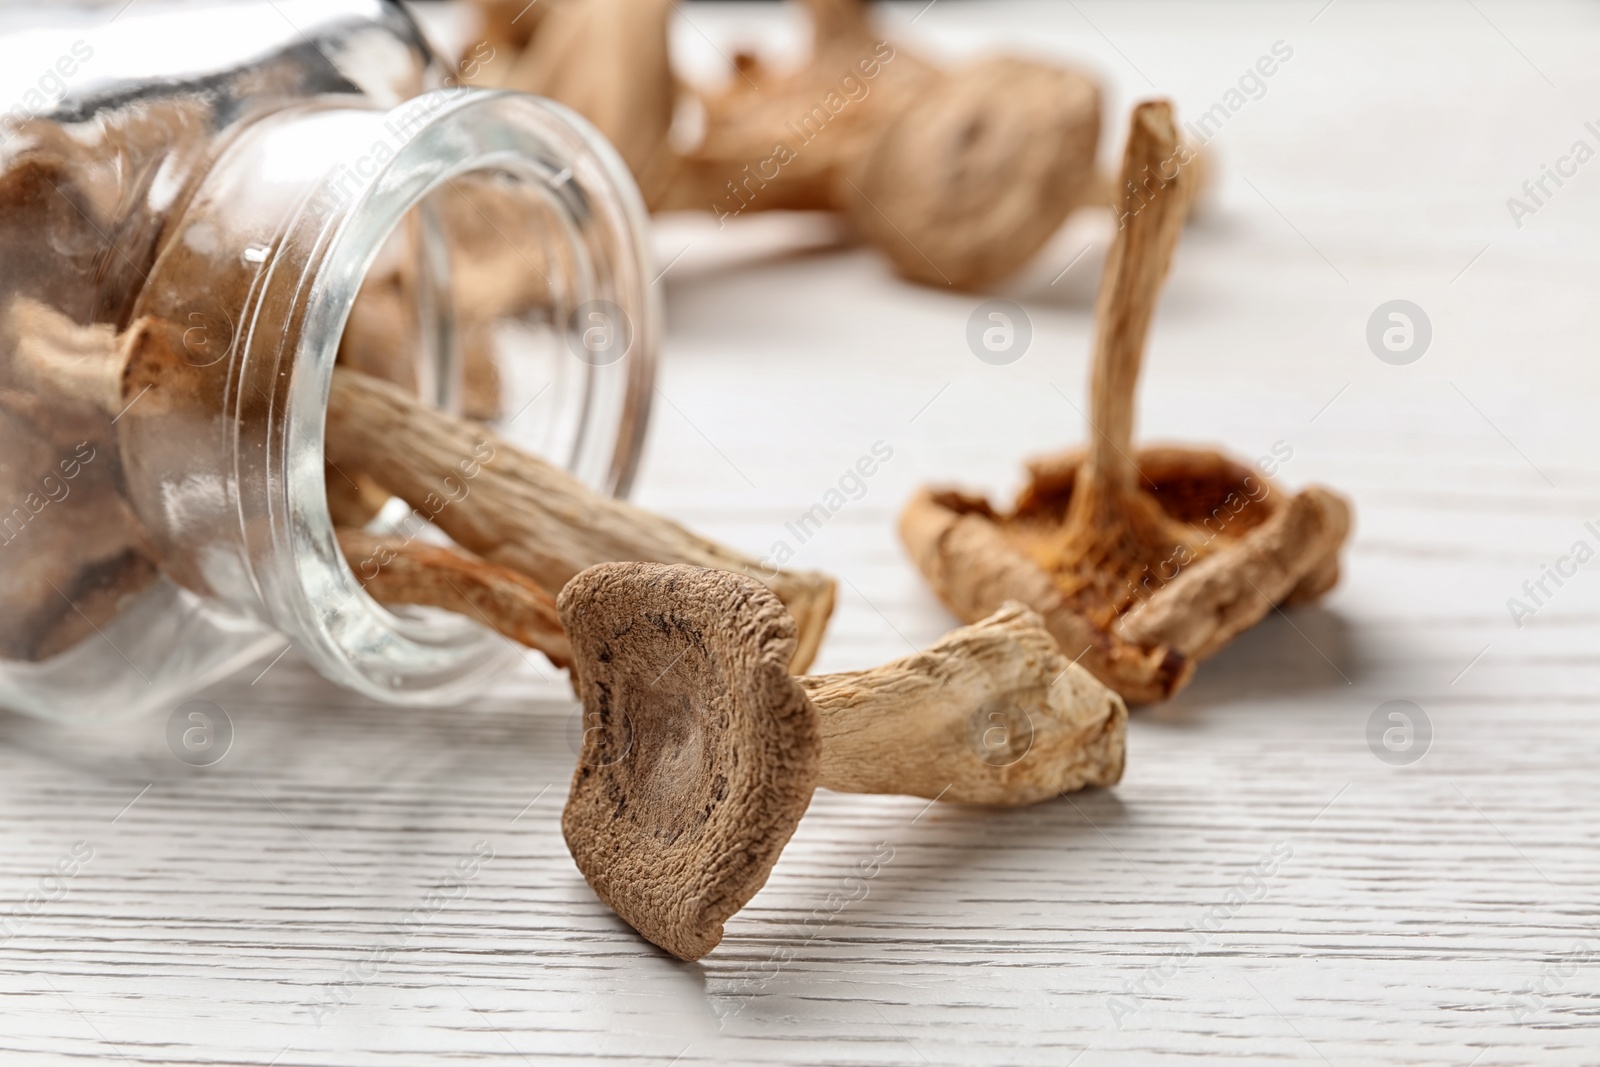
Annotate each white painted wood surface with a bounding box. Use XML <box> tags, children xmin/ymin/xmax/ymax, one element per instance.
<box><xmin>5</xmin><ymin>1</ymin><xmax>1600</xmax><ymax>1063</ymax></box>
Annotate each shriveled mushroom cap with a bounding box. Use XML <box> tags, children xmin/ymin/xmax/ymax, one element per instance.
<box><xmin>557</xmin><ymin>562</ymin><xmax>821</xmax><ymax>961</ymax></box>
<box><xmin>841</xmin><ymin>56</ymin><xmax>1101</xmax><ymax>290</ymax></box>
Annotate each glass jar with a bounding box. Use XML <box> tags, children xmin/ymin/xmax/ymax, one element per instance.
<box><xmin>0</xmin><ymin>0</ymin><xmax>658</xmax><ymax>722</ymax></box>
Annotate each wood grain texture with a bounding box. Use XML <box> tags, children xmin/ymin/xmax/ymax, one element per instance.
<box><xmin>3</xmin><ymin>1</ymin><xmax>1600</xmax><ymax>1064</ymax></box>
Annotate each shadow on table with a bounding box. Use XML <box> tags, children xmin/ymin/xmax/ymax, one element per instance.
<box><xmin>0</xmin><ymin>655</ymin><xmax>587</xmax><ymax>898</ymax></box>
<box><xmin>1146</xmin><ymin>604</ymin><xmax>1363</xmax><ymax>722</ymax></box>
<box><xmin>699</xmin><ymin>786</ymin><xmax>1131</xmax><ymax>1027</ymax></box>
<box><xmin>999</xmin><ymin>235</ymin><xmax>1108</xmax><ymax>309</ymax></box>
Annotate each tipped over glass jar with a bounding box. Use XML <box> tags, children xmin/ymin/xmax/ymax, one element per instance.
<box><xmin>0</xmin><ymin>0</ymin><xmax>658</xmax><ymax>722</ymax></box>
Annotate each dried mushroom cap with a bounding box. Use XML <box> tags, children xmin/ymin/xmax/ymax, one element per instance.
<box><xmin>898</xmin><ymin>101</ymin><xmax>1352</xmax><ymax>703</ymax></box>
<box><xmin>558</xmin><ymin>562</ymin><xmax>821</xmax><ymax>962</ymax></box>
<box><xmin>899</xmin><ymin>485</ymin><xmax>1191</xmax><ymax>704</ymax></box>
<box><xmin>1009</xmin><ymin>445</ymin><xmax>1277</xmax><ymax>631</ymax></box>
<box><xmin>842</xmin><ymin>55</ymin><xmax>1101</xmax><ymax>290</ymax></box>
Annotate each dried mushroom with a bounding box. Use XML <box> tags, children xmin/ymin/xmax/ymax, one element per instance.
<box><xmin>900</xmin><ymin>102</ymin><xmax>1351</xmax><ymax>703</ymax></box>
<box><xmin>557</xmin><ymin>561</ymin><xmax>1126</xmax><ymax>959</ymax></box>
<box><xmin>469</xmin><ymin>0</ymin><xmax>1105</xmax><ymax>290</ymax></box>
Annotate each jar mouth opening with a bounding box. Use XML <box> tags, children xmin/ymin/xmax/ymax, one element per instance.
<box><xmin>270</xmin><ymin>89</ymin><xmax>656</xmax><ymax>705</ymax></box>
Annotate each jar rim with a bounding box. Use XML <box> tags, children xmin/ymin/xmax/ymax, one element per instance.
<box><xmin>269</xmin><ymin>88</ymin><xmax>658</xmax><ymax>705</ymax></box>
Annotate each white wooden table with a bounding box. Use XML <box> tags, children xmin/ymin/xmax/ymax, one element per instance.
<box><xmin>5</xmin><ymin>1</ymin><xmax>1600</xmax><ymax>1063</ymax></box>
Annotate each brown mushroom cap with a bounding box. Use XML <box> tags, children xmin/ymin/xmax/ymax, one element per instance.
<box><xmin>899</xmin><ymin>445</ymin><xmax>1350</xmax><ymax>703</ymax></box>
<box><xmin>841</xmin><ymin>56</ymin><xmax>1101</xmax><ymax>290</ymax></box>
<box><xmin>557</xmin><ymin>562</ymin><xmax>820</xmax><ymax>961</ymax></box>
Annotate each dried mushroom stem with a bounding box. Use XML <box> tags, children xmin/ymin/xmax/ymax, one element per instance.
<box><xmin>338</xmin><ymin>528</ymin><xmax>571</xmax><ymax>668</ymax></box>
<box><xmin>798</xmin><ymin>601</ymin><xmax>1126</xmax><ymax>806</ymax></box>
<box><xmin>1049</xmin><ymin>101</ymin><xmax>1209</xmax><ymax>623</ymax></box>
<box><xmin>0</xmin><ymin>300</ymin><xmax>160</xmax><ymax>661</ymax></box>
<box><xmin>0</xmin><ymin>405</ymin><xmax>156</xmax><ymax>661</ymax></box>
<box><xmin>557</xmin><ymin>562</ymin><xmax>1125</xmax><ymax>960</ymax></box>
<box><xmin>324</xmin><ymin>465</ymin><xmax>391</xmax><ymax>529</ymax></box>
<box><xmin>325</xmin><ymin>367</ymin><xmax>836</xmax><ymax>672</ymax></box>
<box><xmin>1082</xmin><ymin>103</ymin><xmax>1188</xmax><ymax>492</ymax></box>
<box><xmin>4</xmin><ymin>301</ymin><xmax>124</xmax><ymax>423</ymax></box>
<box><xmin>1</xmin><ymin>298</ymin><xmax>127</xmax><ymax>453</ymax></box>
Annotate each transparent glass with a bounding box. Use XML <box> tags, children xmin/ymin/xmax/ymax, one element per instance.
<box><xmin>0</xmin><ymin>1</ymin><xmax>658</xmax><ymax>721</ymax></box>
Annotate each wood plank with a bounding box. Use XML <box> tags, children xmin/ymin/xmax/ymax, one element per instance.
<box><xmin>4</xmin><ymin>1</ymin><xmax>1600</xmax><ymax>1063</ymax></box>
